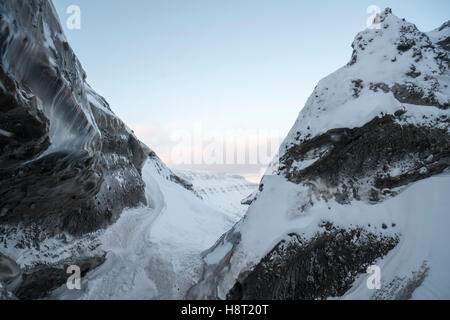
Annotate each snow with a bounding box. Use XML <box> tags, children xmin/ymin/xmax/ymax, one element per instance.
<box><xmin>281</xmin><ymin>11</ymin><xmax>450</xmax><ymax>153</ymax></box>
<box><xmin>0</xmin><ymin>281</ymin><xmax>15</xmax><ymax>300</ymax></box>
<box><xmin>341</xmin><ymin>173</ymin><xmax>450</xmax><ymax>299</ymax></box>
<box><xmin>2</xmin><ymin>8</ymin><xmax>448</xmax><ymax>301</ymax></box>
<box><xmin>427</xmin><ymin>21</ymin><xmax>450</xmax><ymax>44</ymax></box>
<box><xmin>50</xmin><ymin>160</ymin><xmax>253</xmax><ymax>299</ymax></box>
<box><xmin>203</xmin><ymin>171</ymin><xmax>450</xmax><ymax>299</ymax></box>
<box><xmin>51</xmin><ymin>10</ymin><xmax>448</xmax><ymax>300</ymax></box>
<box><xmin>175</xmin><ymin>170</ymin><xmax>258</xmax><ymax>219</ymax></box>
<box><xmin>204</xmin><ymin>241</ymin><xmax>233</xmax><ymax>265</ymax></box>
<box><xmin>0</xmin><ymin>225</ymin><xmax>103</xmax><ymax>270</ymax></box>
<box><xmin>0</xmin><ymin>129</ymin><xmax>13</xmax><ymax>137</ymax></box>
<box><xmin>85</xmin><ymin>84</ymin><xmax>116</xmax><ymax>118</ymax></box>
<box><xmin>290</xmin><ymin>157</ymin><xmax>320</xmax><ymax>171</ymax></box>
<box><xmin>42</xmin><ymin>21</ymin><xmax>56</xmax><ymax>51</ymax></box>
<box><xmin>194</xmin><ymin>11</ymin><xmax>450</xmax><ymax>299</ymax></box>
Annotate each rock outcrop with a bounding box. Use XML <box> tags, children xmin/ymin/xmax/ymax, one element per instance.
<box><xmin>0</xmin><ymin>252</ymin><xmax>20</xmax><ymax>300</ymax></box>
<box><xmin>227</xmin><ymin>225</ymin><xmax>398</xmax><ymax>300</ymax></box>
<box><xmin>189</xmin><ymin>9</ymin><xmax>450</xmax><ymax>300</ymax></box>
<box><xmin>0</xmin><ymin>0</ymin><xmax>166</xmax><ymax>298</ymax></box>
<box><xmin>0</xmin><ymin>0</ymin><xmax>148</xmax><ymax>236</ymax></box>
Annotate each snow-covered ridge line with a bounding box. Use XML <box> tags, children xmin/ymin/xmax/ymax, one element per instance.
<box><xmin>282</xmin><ymin>8</ymin><xmax>449</xmax><ymax>152</ymax></box>
<box><xmin>189</xmin><ymin>9</ymin><xmax>450</xmax><ymax>300</ymax></box>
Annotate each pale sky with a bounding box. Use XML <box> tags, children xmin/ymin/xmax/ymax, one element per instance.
<box><xmin>53</xmin><ymin>0</ymin><xmax>450</xmax><ymax>182</ymax></box>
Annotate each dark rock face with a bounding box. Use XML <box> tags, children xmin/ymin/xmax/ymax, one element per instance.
<box><xmin>281</xmin><ymin>115</ymin><xmax>450</xmax><ymax>204</ymax></box>
<box><xmin>227</xmin><ymin>224</ymin><xmax>398</xmax><ymax>300</ymax></box>
<box><xmin>434</xmin><ymin>21</ymin><xmax>450</xmax><ymax>51</ymax></box>
<box><xmin>0</xmin><ymin>151</ymin><xmax>103</xmax><ymax>232</ymax></box>
<box><xmin>13</xmin><ymin>254</ymin><xmax>105</xmax><ymax>300</ymax></box>
<box><xmin>0</xmin><ymin>0</ymin><xmax>148</xmax><ymax>235</ymax></box>
<box><xmin>0</xmin><ymin>282</ymin><xmax>16</xmax><ymax>300</ymax></box>
<box><xmin>0</xmin><ymin>252</ymin><xmax>20</xmax><ymax>300</ymax></box>
<box><xmin>0</xmin><ymin>68</ymin><xmax>50</xmax><ymax>169</ymax></box>
<box><xmin>0</xmin><ymin>252</ymin><xmax>21</xmax><ymax>283</ymax></box>
<box><xmin>368</xmin><ymin>82</ymin><xmax>449</xmax><ymax>110</ymax></box>
<box><xmin>0</xmin><ymin>0</ymin><xmax>153</xmax><ymax>299</ymax></box>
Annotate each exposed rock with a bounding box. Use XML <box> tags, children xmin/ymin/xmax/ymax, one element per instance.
<box><xmin>367</xmin><ymin>81</ymin><xmax>449</xmax><ymax>110</ymax></box>
<box><xmin>351</xmin><ymin>79</ymin><xmax>364</xmax><ymax>98</ymax></box>
<box><xmin>0</xmin><ymin>68</ymin><xmax>50</xmax><ymax>169</ymax></box>
<box><xmin>280</xmin><ymin>115</ymin><xmax>450</xmax><ymax>204</ymax></box>
<box><xmin>0</xmin><ymin>0</ymin><xmax>156</xmax><ymax>299</ymax></box>
<box><xmin>431</xmin><ymin>20</ymin><xmax>450</xmax><ymax>51</ymax></box>
<box><xmin>227</xmin><ymin>224</ymin><xmax>398</xmax><ymax>300</ymax></box>
<box><xmin>0</xmin><ymin>281</ymin><xmax>17</xmax><ymax>300</ymax></box>
<box><xmin>187</xmin><ymin>228</ymin><xmax>243</xmax><ymax>300</ymax></box>
<box><xmin>0</xmin><ymin>252</ymin><xmax>20</xmax><ymax>300</ymax></box>
<box><xmin>13</xmin><ymin>255</ymin><xmax>106</xmax><ymax>300</ymax></box>
<box><xmin>0</xmin><ymin>252</ymin><xmax>21</xmax><ymax>283</ymax></box>
<box><xmin>372</xmin><ymin>262</ymin><xmax>429</xmax><ymax>300</ymax></box>
<box><xmin>0</xmin><ymin>0</ymin><xmax>148</xmax><ymax>236</ymax></box>
<box><xmin>169</xmin><ymin>173</ymin><xmax>194</xmax><ymax>191</ymax></box>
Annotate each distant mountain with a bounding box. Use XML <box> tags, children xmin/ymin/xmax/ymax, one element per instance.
<box><xmin>176</xmin><ymin>170</ymin><xmax>257</xmax><ymax>220</ymax></box>
<box><xmin>189</xmin><ymin>9</ymin><xmax>450</xmax><ymax>300</ymax></box>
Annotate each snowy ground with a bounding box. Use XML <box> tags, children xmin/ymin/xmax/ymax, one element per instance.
<box><xmin>51</xmin><ymin>161</ymin><xmax>255</xmax><ymax>299</ymax></box>
<box><xmin>342</xmin><ymin>173</ymin><xmax>450</xmax><ymax>300</ymax></box>
<box><xmin>197</xmin><ymin>170</ymin><xmax>450</xmax><ymax>300</ymax></box>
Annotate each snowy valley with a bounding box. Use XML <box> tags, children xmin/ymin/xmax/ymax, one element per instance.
<box><xmin>1</xmin><ymin>1</ymin><xmax>449</xmax><ymax>301</ymax></box>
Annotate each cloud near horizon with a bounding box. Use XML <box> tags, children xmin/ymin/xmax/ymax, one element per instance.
<box><xmin>130</xmin><ymin>121</ymin><xmax>285</xmax><ymax>182</ymax></box>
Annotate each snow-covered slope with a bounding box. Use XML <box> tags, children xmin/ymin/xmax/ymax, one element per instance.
<box><xmin>49</xmin><ymin>160</ymin><xmax>246</xmax><ymax>299</ymax></box>
<box><xmin>190</xmin><ymin>9</ymin><xmax>450</xmax><ymax>300</ymax></box>
<box><xmin>341</xmin><ymin>175</ymin><xmax>450</xmax><ymax>299</ymax></box>
<box><xmin>46</xmin><ymin>169</ymin><xmax>256</xmax><ymax>299</ymax></box>
<box><xmin>175</xmin><ymin>170</ymin><xmax>258</xmax><ymax>220</ymax></box>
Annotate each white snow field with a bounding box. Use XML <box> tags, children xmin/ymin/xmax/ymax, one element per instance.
<box><xmin>200</xmin><ymin>172</ymin><xmax>450</xmax><ymax>300</ymax></box>
<box><xmin>342</xmin><ymin>174</ymin><xmax>450</xmax><ymax>299</ymax></box>
<box><xmin>175</xmin><ymin>170</ymin><xmax>258</xmax><ymax>220</ymax></box>
<box><xmin>51</xmin><ymin>160</ymin><xmax>256</xmax><ymax>299</ymax></box>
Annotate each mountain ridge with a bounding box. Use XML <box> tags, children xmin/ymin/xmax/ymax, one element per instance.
<box><xmin>189</xmin><ymin>8</ymin><xmax>450</xmax><ymax>300</ymax></box>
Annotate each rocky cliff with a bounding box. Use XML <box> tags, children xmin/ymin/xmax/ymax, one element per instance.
<box><xmin>0</xmin><ymin>0</ymin><xmax>149</xmax><ymax>235</ymax></box>
<box><xmin>0</xmin><ymin>0</ymin><xmax>170</xmax><ymax>299</ymax></box>
<box><xmin>189</xmin><ymin>9</ymin><xmax>450</xmax><ymax>300</ymax></box>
